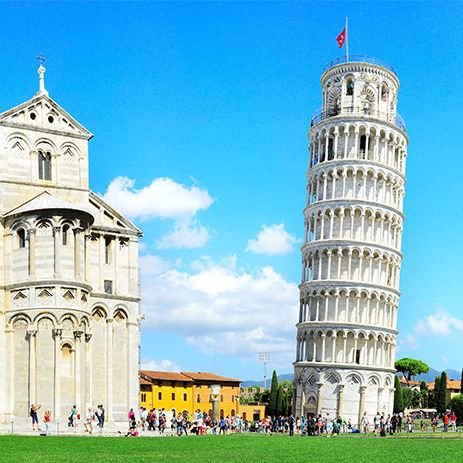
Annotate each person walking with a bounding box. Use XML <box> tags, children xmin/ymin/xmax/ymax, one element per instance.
<box><xmin>30</xmin><ymin>403</ymin><xmax>41</xmax><ymax>431</ymax></box>
<box><xmin>361</xmin><ymin>412</ymin><xmax>369</xmax><ymax>435</ymax></box>
<box><xmin>43</xmin><ymin>410</ymin><xmax>52</xmax><ymax>436</ymax></box>
<box><xmin>84</xmin><ymin>407</ymin><xmax>95</xmax><ymax>434</ymax></box>
<box><xmin>450</xmin><ymin>411</ymin><xmax>457</xmax><ymax>432</ymax></box>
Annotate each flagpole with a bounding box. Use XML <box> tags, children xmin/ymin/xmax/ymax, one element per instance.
<box><xmin>346</xmin><ymin>17</ymin><xmax>349</xmax><ymax>61</ymax></box>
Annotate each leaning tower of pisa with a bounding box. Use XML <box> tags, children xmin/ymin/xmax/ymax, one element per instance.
<box><xmin>293</xmin><ymin>56</ymin><xmax>408</xmax><ymax>425</ymax></box>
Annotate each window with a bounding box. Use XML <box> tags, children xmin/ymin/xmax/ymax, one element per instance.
<box><xmin>197</xmin><ymin>394</ymin><xmax>201</xmax><ymax>402</ymax></box>
<box><xmin>355</xmin><ymin>349</ymin><xmax>361</xmax><ymax>364</ymax></box>
<box><xmin>38</xmin><ymin>150</ymin><xmax>52</xmax><ymax>180</ymax></box>
<box><xmin>346</xmin><ymin>78</ymin><xmax>354</xmax><ymax>96</ymax></box>
<box><xmin>183</xmin><ymin>393</ymin><xmax>187</xmax><ymax>401</ymax></box>
<box><xmin>141</xmin><ymin>393</ymin><xmax>147</xmax><ymax>402</ymax></box>
<box><xmin>231</xmin><ymin>395</ymin><xmax>235</xmax><ymax>402</ymax></box>
<box><xmin>327</xmin><ymin>138</ymin><xmax>334</xmax><ymax>160</ymax></box>
<box><xmin>17</xmin><ymin>229</ymin><xmax>26</xmax><ymax>248</ymax></box>
<box><xmin>360</xmin><ymin>135</ymin><xmax>366</xmax><ymax>157</ymax></box>
<box><xmin>104</xmin><ymin>280</ymin><xmax>113</xmax><ymax>294</ymax></box>
<box><xmin>104</xmin><ymin>237</ymin><xmax>111</xmax><ymax>264</ymax></box>
<box><xmin>220</xmin><ymin>395</ymin><xmax>224</xmax><ymax>402</ymax></box>
<box><xmin>158</xmin><ymin>392</ymin><xmax>162</xmax><ymax>400</ymax></box>
<box><xmin>62</xmin><ymin>225</ymin><xmax>69</xmax><ymax>246</ymax></box>
<box><xmin>171</xmin><ymin>392</ymin><xmax>176</xmax><ymax>401</ymax></box>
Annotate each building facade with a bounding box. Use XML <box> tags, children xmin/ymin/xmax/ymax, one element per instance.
<box><xmin>294</xmin><ymin>56</ymin><xmax>408</xmax><ymax>425</ymax></box>
<box><xmin>139</xmin><ymin>371</ymin><xmax>242</xmax><ymax>420</ymax></box>
<box><xmin>0</xmin><ymin>65</ymin><xmax>142</xmax><ymax>423</ymax></box>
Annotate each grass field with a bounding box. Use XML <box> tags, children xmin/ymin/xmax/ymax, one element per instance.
<box><xmin>1</xmin><ymin>434</ymin><xmax>462</xmax><ymax>463</ymax></box>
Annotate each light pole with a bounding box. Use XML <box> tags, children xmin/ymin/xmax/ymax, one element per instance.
<box><xmin>258</xmin><ymin>352</ymin><xmax>270</xmax><ymax>390</ymax></box>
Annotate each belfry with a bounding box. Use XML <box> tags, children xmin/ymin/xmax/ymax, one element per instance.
<box><xmin>294</xmin><ymin>56</ymin><xmax>408</xmax><ymax>424</ymax></box>
<box><xmin>0</xmin><ymin>63</ymin><xmax>142</xmax><ymax>423</ymax></box>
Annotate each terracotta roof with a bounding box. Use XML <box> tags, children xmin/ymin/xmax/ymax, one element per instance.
<box><xmin>140</xmin><ymin>370</ymin><xmax>193</xmax><ymax>382</ymax></box>
<box><xmin>398</xmin><ymin>376</ymin><xmax>420</xmax><ymax>385</ymax></box>
<box><xmin>182</xmin><ymin>372</ymin><xmax>241</xmax><ymax>383</ymax></box>
<box><xmin>139</xmin><ymin>377</ymin><xmax>152</xmax><ymax>386</ymax></box>
<box><xmin>427</xmin><ymin>379</ymin><xmax>461</xmax><ymax>391</ymax></box>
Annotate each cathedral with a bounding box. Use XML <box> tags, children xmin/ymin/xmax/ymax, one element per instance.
<box><xmin>0</xmin><ymin>64</ymin><xmax>142</xmax><ymax>423</ymax></box>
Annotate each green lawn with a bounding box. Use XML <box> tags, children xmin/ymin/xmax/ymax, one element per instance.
<box><xmin>1</xmin><ymin>433</ymin><xmax>462</xmax><ymax>462</ymax></box>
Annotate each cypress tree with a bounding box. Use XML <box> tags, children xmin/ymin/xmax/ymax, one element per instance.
<box><xmin>433</xmin><ymin>376</ymin><xmax>441</xmax><ymax>409</ymax></box>
<box><xmin>276</xmin><ymin>385</ymin><xmax>284</xmax><ymax>416</ymax></box>
<box><xmin>393</xmin><ymin>375</ymin><xmax>404</xmax><ymax>413</ymax></box>
<box><xmin>437</xmin><ymin>371</ymin><xmax>448</xmax><ymax>414</ymax></box>
<box><xmin>268</xmin><ymin>370</ymin><xmax>279</xmax><ymax>416</ymax></box>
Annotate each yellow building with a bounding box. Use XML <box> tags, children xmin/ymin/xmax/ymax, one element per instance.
<box><xmin>139</xmin><ymin>370</ymin><xmax>265</xmax><ymax>421</ymax></box>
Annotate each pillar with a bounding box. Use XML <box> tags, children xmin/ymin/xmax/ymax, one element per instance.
<box><xmin>53</xmin><ymin>226</ymin><xmax>61</xmax><ymax>277</ymax></box>
<box><xmin>106</xmin><ymin>318</ymin><xmax>114</xmax><ymax>421</ymax></box>
<box><xmin>85</xmin><ymin>334</ymin><xmax>93</xmax><ymax>408</ymax></box>
<box><xmin>316</xmin><ymin>383</ymin><xmax>324</xmax><ymax>416</ymax></box>
<box><xmin>27</xmin><ymin>328</ymin><xmax>37</xmax><ymax>409</ymax></box>
<box><xmin>74</xmin><ymin>228</ymin><xmax>82</xmax><ymax>279</ymax></box>
<box><xmin>337</xmin><ymin>384</ymin><xmax>345</xmax><ymax>418</ymax></box>
<box><xmin>358</xmin><ymin>386</ymin><xmax>367</xmax><ymax>427</ymax></box>
<box><xmin>53</xmin><ymin>328</ymin><xmax>62</xmax><ymax>420</ymax></box>
<box><xmin>28</xmin><ymin>229</ymin><xmax>36</xmax><ymax>277</ymax></box>
<box><xmin>74</xmin><ymin>330</ymin><xmax>83</xmax><ymax>411</ymax></box>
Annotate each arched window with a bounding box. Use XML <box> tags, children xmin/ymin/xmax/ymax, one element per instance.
<box><xmin>346</xmin><ymin>78</ymin><xmax>354</xmax><ymax>96</ymax></box>
<box><xmin>360</xmin><ymin>135</ymin><xmax>366</xmax><ymax>157</ymax></box>
<box><xmin>62</xmin><ymin>225</ymin><xmax>70</xmax><ymax>246</ymax></box>
<box><xmin>38</xmin><ymin>150</ymin><xmax>52</xmax><ymax>180</ymax></box>
<box><xmin>381</xmin><ymin>84</ymin><xmax>388</xmax><ymax>101</ymax></box>
<box><xmin>17</xmin><ymin>229</ymin><xmax>26</xmax><ymax>248</ymax></box>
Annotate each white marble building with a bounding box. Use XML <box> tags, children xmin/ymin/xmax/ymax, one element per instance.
<box><xmin>0</xmin><ymin>65</ymin><xmax>142</xmax><ymax>423</ymax></box>
<box><xmin>294</xmin><ymin>56</ymin><xmax>408</xmax><ymax>425</ymax></box>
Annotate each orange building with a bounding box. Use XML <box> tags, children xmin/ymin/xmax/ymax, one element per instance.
<box><xmin>140</xmin><ymin>370</ymin><xmax>240</xmax><ymax>419</ymax></box>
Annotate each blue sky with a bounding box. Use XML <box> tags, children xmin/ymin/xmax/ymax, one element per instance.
<box><xmin>2</xmin><ymin>2</ymin><xmax>463</xmax><ymax>380</ymax></box>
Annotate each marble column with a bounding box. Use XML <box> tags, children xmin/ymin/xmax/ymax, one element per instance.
<box><xmin>106</xmin><ymin>318</ymin><xmax>114</xmax><ymax>421</ymax></box>
<box><xmin>53</xmin><ymin>226</ymin><xmax>61</xmax><ymax>277</ymax></box>
<box><xmin>358</xmin><ymin>386</ymin><xmax>367</xmax><ymax>427</ymax></box>
<box><xmin>27</xmin><ymin>328</ymin><xmax>37</xmax><ymax>409</ymax></box>
<box><xmin>337</xmin><ymin>384</ymin><xmax>345</xmax><ymax>418</ymax></box>
<box><xmin>316</xmin><ymin>382</ymin><xmax>324</xmax><ymax>416</ymax></box>
<box><xmin>74</xmin><ymin>330</ymin><xmax>83</xmax><ymax>411</ymax></box>
<box><xmin>85</xmin><ymin>334</ymin><xmax>93</xmax><ymax>408</ymax></box>
<box><xmin>74</xmin><ymin>228</ymin><xmax>82</xmax><ymax>279</ymax></box>
<box><xmin>28</xmin><ymin>229</ymin><xmax>36</xmax><ymax>276</ymax></box>
<box><xmin>53</xmin><ymin>328</ymin><xmax>63</xmax><ymax>420</ymax></box>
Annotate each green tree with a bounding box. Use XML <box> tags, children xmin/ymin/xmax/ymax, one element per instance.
<box><xmin>436</xmin><ymin>371</ymin><xmax>448</xmax><ymax>414</ymax></box>
<box><xmin>419</xmin><ymin>381</ymin><xmax>429</xmax><ymax>408</ymax></box>
<box><xmin>268</xmin><ymin>370</ymin><xmax>279</xmax><ymax>416</ymax></box>
<box><xmin>449</xmin><ymin>394</ymin><xmax>463</xmax><ymax>424</ymax></box>
<box><xmin>275</xmin><ymin>385</ymin><xmax>284</xmax><ymax>416</ymax></box>
<box><xmin>393</xmin><ymin>375</ymin><xmax>404</xmax><ymax>413</ymax></box>
<box><xmin>394</xmin><ymin>358</ymin><xmax>430</xmax><ymax>386</ymax></box>
<box><xmin>432</xmin><ymin>376</ymin><xmax>441</xmax><ymax>409</ymax></box>
<box><xmin>402</xmin><ymin>387</ymin><xmax>413</xmax><ymax>410</ymax></box>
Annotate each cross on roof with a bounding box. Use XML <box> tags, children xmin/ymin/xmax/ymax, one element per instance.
<box><xmin>36</xmin><ymin>53</ymin><xmax>46</xmax><ymax>66</ymax></box>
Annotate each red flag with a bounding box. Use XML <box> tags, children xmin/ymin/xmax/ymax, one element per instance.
<box><xmin>336</xmin><ymin>27</ymin><xmax>346</xmax><ymax>48</ymax></box>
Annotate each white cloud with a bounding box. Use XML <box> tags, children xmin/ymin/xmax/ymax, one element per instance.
<box><xmin>246</xmin><ymin>223</ymin><xmax>300</xmax><ymax>256</ymax></box>
<box><xmin>415</xmin><ymin>308</ymin><xmax>463</xmax><ymax>336</ymax></box>
<box><xmin>139</xmin><ymin>254</ymin><xmax>174</xmax><ymax>277</ymax></box>
<box><xmin>139</xmin><ymin>254</ymin><xmax>299</xmax><ymax>363</ymax></box>
<box><xmin>140</xmin><ymin>358</ymin><xmax>181</xmax><ymax>372</ymax></box>
<box><xmin>102</xmin><ymin>176</ymin><xmax>214</xmax><ymax>221</ymax></box>
<box><xmin>156</xmin><ymin>220</ymin><xmax>211</xmax><ymax>249</ymax></box>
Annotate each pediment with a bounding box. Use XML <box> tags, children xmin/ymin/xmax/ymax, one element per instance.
<box><xmin>88</xmin><ymin>191</ymin><xmax>142</xmax><ymax>236</ymax></box>
<box><xmin>0</xmin><ymin>94</ymin><xmax>93</xmax><ymax>140</ymax></box>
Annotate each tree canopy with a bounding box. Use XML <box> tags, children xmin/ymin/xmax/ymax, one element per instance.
<box><xmin>394</xmin><ymin>358</ymin><xmax>429</xmax><ymax>385</ymax></box>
